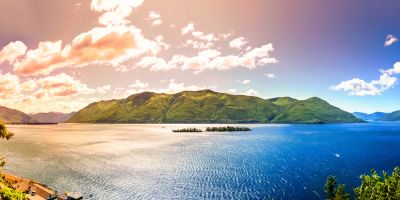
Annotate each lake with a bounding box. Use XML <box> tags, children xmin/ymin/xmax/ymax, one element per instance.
<box><xmin>0</xmin><ymin>123</ymin><xmax>400</xmax><ymax>199</ymax></box>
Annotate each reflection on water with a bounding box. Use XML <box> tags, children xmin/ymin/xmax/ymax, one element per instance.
<box><xmin>1</xmin><ymin>123</ymin><xmax>400</xmax><ymax>199</ymax></box>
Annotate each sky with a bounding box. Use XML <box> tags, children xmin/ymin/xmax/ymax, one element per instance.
<box><xmin>0</xmin><ymin>0</ymin><xmax>400</xmax><ymax>114</ymax></box>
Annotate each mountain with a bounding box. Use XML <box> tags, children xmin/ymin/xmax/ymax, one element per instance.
<box><xmin>0</xmin><ymin>106</ymin><xmax>35</xmax><ymax>124</ymax></box>
<box><xmin>30</xmin><ymin>112</ymin><xmax>76</xmax><ymax>123</ymax></box>
<box><xmin>67</xmin><ymin>90</ymin><xmax>363</xmax><ymax>124</ymax></box>
<box><xmin>352</xmin><ymin>112</ymin><xmax>386</xmax><ymax>121</ymax></box>
<box><xmin>379</xmin><ymin>110</ymin><xmax>400</xmax><ymax>121</ymax></box>
<box><xmin>271</xmin><ymin>97</ymin><xmax>363</xmax><ymax>124</ymax></box>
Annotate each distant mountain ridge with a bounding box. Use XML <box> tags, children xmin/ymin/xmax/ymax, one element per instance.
<box><xmin>379</xmin><ymin>110</ymin><xmax>400</xmax><ymax>121</ymax></box>
<box><xmin>352</xmin><ymin>111</ymin><xmax>400</xmax><ymax>121</ymax></box>
<box><xmin>352</xmin><ymin>112</ymin><xmax>387</xmax><ymax>121</ymax></box>
<box><xmin>67</xmin><ymin>90</ymin><xmax>363</xmax><ymax>124</ymax></box>
<box><xmin>0</xmin><ymin>106</ymin><xmax>35</xmax><ymax>124</ymax></box>
<box><xmin>30</xmin><ymin>112</ymin><xmax>76</xmax><ymax>123</ymax></box>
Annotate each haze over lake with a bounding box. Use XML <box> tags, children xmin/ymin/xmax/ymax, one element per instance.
<box><xmin>1</xmin><ymin>123</ymin><xmax>400</xmax><ymax>200</ymax></box>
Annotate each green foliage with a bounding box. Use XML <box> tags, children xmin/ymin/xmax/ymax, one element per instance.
<box><xmin>0</xmin><ymin>123</ymin><xmax>14</xmax><ymax>140</ymax></box>
<box><xmin>325</xmin><ymin>176</ymin><xmax>337</xmax><ymax>199</ymax></box>
<box><xmin>379</xmin><ymin>110</ymin><xmax>400</xmax><ymax>121</ymax></box>
<box><xmin>335</xmin><ymin>184</ymin><xmax>351</xmax><ymax>200</ymax></box>
<box><xmin>354</xmin><ymin>167</ymin><xmax>400</xmax><ymax>200</ymax></box>
<box><xmin>67</xmin><ymin>90</ymin><xmax>362</xmax><ymax>124</ymax></box>
<box><xmin>0</xmin><ymin>122</ymin><xmax>13</xmax><ymax>176</ymax></box>
<box><xmin>0</xmin><ymin>187</ymin><xmax>27</xmax><ymax>200</ymax></box>
<box><xmin>326</xmin><ymin>167</ymin><xmax>400</xmax><ymax>199</ymax></box>
<box><xmin>324</xmin><ymin>176</ymin><xmax>350</xmax><ymax>200</ymax></box>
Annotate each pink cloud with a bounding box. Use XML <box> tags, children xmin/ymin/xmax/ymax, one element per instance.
<box><xmin>13</xmin><ymin>26</ymin><xmax>157</xmax><ymax>76</ymax></box>
<box><xmin>0</xmin><ymin>72</ymin><xmax>20</xmax><ymax>99</ymax></box>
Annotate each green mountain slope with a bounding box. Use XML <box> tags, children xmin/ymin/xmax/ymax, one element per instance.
<box><xmin>67</xmin><ymin>90</ymin><xmax>362</xmax><ymax>124</ymax></box>
<box><xmin>379</xmin><ymin>110</ymin><xmax>400</xmax><ymax>121</ymax></box>
<box><xmin>271</xmin><ymin>97</ymin><xmax>363</xmax><ymax>123</ymax></box>
<box><xmin>0</xmin><ymin>106</ymin><xmax>35</xmax><ymax>124</ymax></box>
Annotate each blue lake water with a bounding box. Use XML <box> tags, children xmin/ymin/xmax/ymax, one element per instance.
<box><xmin>0</xmin><ymin>122</ymin><xmax>400</xmax><ymax>199</ymax></box>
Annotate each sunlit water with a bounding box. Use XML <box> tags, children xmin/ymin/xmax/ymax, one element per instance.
<box><xmin>1</xmin><ymin>123</ymin><xmax>400</xmax><ymax>199</ymax></box>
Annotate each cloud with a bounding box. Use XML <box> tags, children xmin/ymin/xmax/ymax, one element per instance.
<box><xmin>90</xmin><ymin>0</ymin><xmax>144</xmax><ymax>26</ymax></box>
<box><xmin>241</xmin><ymin>80</ymin><xmax>251</xmax><ymax>84</ymax></box>
<box><xmin>2</xmin><ymin>0</ymin><xmax>165</xmax><ymax>76</ymax></box>
<box><xmin>0</xmin><ymin>72</ymin><xmax>21</xmax><ymax>99</ymax></box>
<box><xmin>227</xmin><ymin>88</ymin><xmax>237</xmax><ymax>93</ymax></box>
<box><xmin>180</xmin><ymin>23</ymin><xmax>219</xmax><ymax>49</ymax></box>
<box><xmin>113</xmin><ymin>79</ymin><xmax>210</xmax><ymax>98</ymax></box>
<box><xmin>243</xmin><ymin>89</ymin><xmax>258</xmax><ymax>96</ymax></box>
<box><xmin>158</xmin><ymin>79</ymin><xmax>205</xmax><ymax>93</ymax></box>
<box><xmin>7</xmin><ymin>72</ymin><xmax>110</xmax><ymax>100</ymax></box>
<box><xmin>265</xmin><ymin>73</ymin><xmax>275</xmax><ymax>78</ymax></box>
<box><xmin>229</xmin><ymin>37</ymin><xmax>248</xmax><ymax>50</ymax></box>
<box><xmin>0</xmin><ymin>41</ymin><xmax>27</xmax><ymax>65</ymax></box>
<box><xmin>181</xmin><ymin>23</ymin><xmax>194</xmax><ymax>35</ymax></box>
<box><xmin>13</xmin><ymin>26</ymin><xmax>162</xmax><ymax>76</ymax></box>
<box><xmin>33</xmin><ymin>73</ymin><xmax>96</xmax><ymax>99</ymax></box>
<box><xmin>384</xmin><ymin>62</ymin><xmax>400</xmax><ymax>75</ymax></box>
<box><xmin>384</xmin><ymin>34</ymin><xmax>398</xmax><ymax>47</ymax></box>
<box><xmin>129</xmin><ymin>80</ymin><xmax>149</xmax><ymax>88</ymax></box>
<box><xmin>219</xmin><ymin>32</ymin><xmax>234</xmax><ymax>40</ymax></box>
<box><xmin>148</xmin><ymin>11</ymin><xmax>162</xmax><ymax>26</ymax></box>
<box><xmin>96</xmin><ymin>85</ymin><xmax>112</xmax><ymax>94</ymax></box>
<box><xmin>136</xmin><ymin>43</ymin><xmax>277</xmax><ymax>73</ymax></box>
<box><xmin>331</xmin><ymin>62</ymin><xmax>400</xmax><ymax>96</ymax></box>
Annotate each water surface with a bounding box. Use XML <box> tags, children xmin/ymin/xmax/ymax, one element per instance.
<box><xmin>1</xmin><ymin>123</ymin><xmax>400</xmax><ymax>199</ymax></box>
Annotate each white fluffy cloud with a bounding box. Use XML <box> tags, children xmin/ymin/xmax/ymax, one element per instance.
<box><xmin>148</xmin><ymin>11</ymin><xmax>162</xmax><ymax>26</ymax></box>
<box><xmin>331</xmin><ymin>62</ymin><xmax>400</xmax><ymax>96</ymax></box>
<box><xmin>385</xmin><ymin>62</ymin><xmax>400</xmax><ymax>75</ymax></box>
<box><xmin>227</xmin><ymin>88</ymin><xmax>237</xmax><ymax>93</ymax></box>
<box><xmin>90</xmin><ymin>0</ymin><xmax>144</xmax><ymax>26</ymax></box>
<box><xmin>241</xmin><ymin>80</ymin><xmax>251</xmax><ymax>84</ymax></box>
<box><xmin>129</xmin><ymin>80</ymin><xmax>149</xmax><ymax>88</ymax></box>
<box><xmin>181</xmin><ymin>23</ymin><xmax>195</xmax><ymax>35</ymax></box>
<box><xmin>0</xmin><ymin>41</ymin><xmax>27</xmax><ymax>65</ymax></box>
<box><xmin>112</xmin><ymin>79</ymin><xmax>210</xmax><ymax>98</ymax></box>
<box><xmin>384</xmin><ymin>34</ymin><xmax>398</xmax><ymax>47</ymax></box>
<box><xmin>243</xmin><ymin>89</ymin><xmax>258</xmax><ymax>96</ymax></box>
<box><xmin>137</xmin><ymin>43</ymin><xmax>277</xmax><ymax>73</ymax></box>
<box><xmin>229</xmin><ymin>37</ymin><xmax>248</xmax><ymax>50</ymax></box>
<box><xmin>159</xmin><ymin>79</ymin><xmax>205</xmax><ymax>93</ymax></box>
<box><xmin>265</xmin><ymin>73</ymin><xmax>275</xmax><ymax>78</ymax></box>
<box><xmin>180</xmin><ymin>23</ymin><xmax>219</xmax><ymax>50</ymax></box>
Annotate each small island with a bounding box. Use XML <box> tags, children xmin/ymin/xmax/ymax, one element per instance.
<box><xmin>172</xmin><ymin>128</ymin><xmax>203</xmax><ymax>133</ymax></box>
<box><xmin>172</xmin><ymin>126</ymin><xmax>252</xmax><ymax>133</ymax></box>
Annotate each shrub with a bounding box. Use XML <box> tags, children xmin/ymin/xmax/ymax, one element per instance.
<box><xmin>0</xmin><ymin>187</ymin><xmax>27</xmax><ymax>200</ymax></box>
